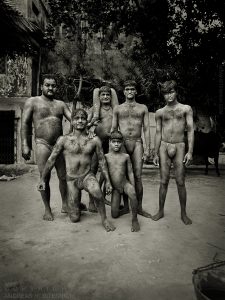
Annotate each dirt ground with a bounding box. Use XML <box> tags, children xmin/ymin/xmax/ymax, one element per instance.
<box><xmin>0</xmin><ymin>165</ymin><xmax>225</xmax><ymax>300</ymax></box>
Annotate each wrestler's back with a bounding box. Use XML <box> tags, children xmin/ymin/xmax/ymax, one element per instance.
<box><xmin>160</xmin><ymin>104</ymin><xmax>187</xmax><ymax>143</ymax></box>
<box><xmin>105</xmin><ymin>153</ymin><xmax>128</xmax><ymax>189</ymax></box>
<box><xmin>32</xmin><ymin>97</ymin><xmax>64</xmax><ymax>144</ymax></box>
<box><xmin>63</xmin><ymin>135</ymin><xmax>97</xmax><ymax>177</ymax></box>
<box><xmin>117</xmin><ymin>103</ymin><xmax>145</xmax><ymax>138</ymax></box>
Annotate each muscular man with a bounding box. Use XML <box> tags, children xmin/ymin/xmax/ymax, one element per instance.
<box><xmin>38</xmin><ymin>109</ymin><xmax>115</xmax><ymax>232</ymax></box>
<box><xmin>87</xmin><ymin>86</ymin><xmax>119</xmax><ymax>212</ymax></box>
<box><xmin>89</xmin><ymin>86</ymin><xmax>118</xmax><ymax>127</ymax></box>
<box><xmin>105</xmin><ymin>131</ymin><xmax>140</xmax><ymax>232</ymax></box>
<box><xmin>111</xmin><ymin>80</ymin><xmax>151</xmax><ymax>218</ymax></box>
<box><xmin>152</xmin><ymin>80</ymin><xmax>194</xmax><ymax>225</ymax></box>
<box><xmin>21</xmin><ymin>74</ymin><xmax>80</xmax><ymax>221</ymax></box>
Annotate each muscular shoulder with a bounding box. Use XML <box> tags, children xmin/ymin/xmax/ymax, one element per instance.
<box><xmin>24</xmin><ymin>96</ymin><xmax>39</xmax><ymax>108</ymax></box>
<box><xmin>179</xmin><ymin>103</ymin><xmax>193</xmax><ymax>113</ymax></box>
<box><xmin>54</xmin><ymin>99</ymin><xmax>66</xmax><ymax>107</ymax></box>
<box><xmin>137</xmin><ymin>103</ymin><xmax>148</xmax><ymax>111</ymax></box>
<box><xmin>155</xmin><ymin>107</ymin><xmax>164</xmax><ymax>117</ymax></box>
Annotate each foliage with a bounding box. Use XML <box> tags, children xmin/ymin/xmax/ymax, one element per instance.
<box><xmin>45</xmin><ymin>0</ymin><xmax>225</xmax><ymax>112</ymax></box>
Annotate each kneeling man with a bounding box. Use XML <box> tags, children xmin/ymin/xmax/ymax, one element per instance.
<box><xmin>38</xmin><ymin>109</ymin><xmax>115</xmax><ymax>232</ymax></box>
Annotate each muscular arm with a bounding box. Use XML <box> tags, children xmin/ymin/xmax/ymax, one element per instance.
<box><xmin>111</xmin><ymin>105</ymin><xmax>119</xmax><ymax>132</ymax></box>
<box><xmin>41</xmin><ymin>137</ymin><xmax>64</xmax><ymax>181</ymax></box>
<box><xmin>143</xmin><ymin>106</ymin><xmax>151</xmax><ymax>154</ymax></box>
<box><xmin>110</xmin><ymin>88</ymin><xmax>119</xmax><ymax>108</ymax></box>
<box><xmin>154</xmin><ymin>110</ymin><xmax>162</xmax><ymax>156</ymax></box>
<box><xmin>186</xmin><ymin>106</ymin><xmax>194</xmax><ymax>155</ymax></box>
<box><xmin>127</xmin><ymin>156</ymin><xmax>135</xmax><ymax>186</ymax></box>
<box><xmin>21</xmin><ymin>98</ymin><xmax>33</xmax><ymax>159</ymax></box>
<box><xmin>93</xmin><ymin>87</ymin><xmax>119</xmax><ymax>121</ymax></box>
<box><xmin>63</xmin><ymin>102</ymin><xmax>71</xmax><ymax>121</ymax></box>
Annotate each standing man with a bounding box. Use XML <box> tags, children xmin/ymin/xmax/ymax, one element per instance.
<box><xmin>152</xmin><ymin>80</ymin><xmax>194</xmax><ymax>225</ymax></box>
<box><xmin>87</xmin><ymin>86</ymin><xmax>118</xmax><ymax>212</ymax></box>
<box><xmin>111</xmin><ymin>80</ymin><xmax>151</xmax><ymax>218</ymax></box>
<box><xmin>38</xmin><ymin>109</ymin><xmax>115</xmax><ymax>232</ymax></box>
<box><xmin>21</xmin><ymin>74</ymin><xmax>72</xmax><ymax>220</ymax></box>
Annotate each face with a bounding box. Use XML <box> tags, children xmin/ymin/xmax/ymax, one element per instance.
<box><xmin>41</xmin><ymin>79</ymin><xmax>57</xmax><ymax>98</ymax></box>
<box><xmin>124</xmin><ymin>85</ymin><xmax>137</xmax><ymax>99</ymax></box>
<box><xmin>72</xmin><ymin>112</ymin><xmax>87</xmax><ymax>130</ymax></box>
<box><xmin>110</xmin><ymin>139</ymin><xmax>122</xmax><ymax>152</ymax></box>
<box><xmin>99</xmin><ymin>91</ymin><xmax>111</xmax><ymax>104</ymax></box>
<box><xmin>163</xmin><ymin>88</ymin><xmax>177</xmax><ymax>104</ymax></box>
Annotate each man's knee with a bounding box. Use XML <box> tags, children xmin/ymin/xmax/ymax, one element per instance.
<box><xmin>176</xmin><ymin>179</ymin><xmax>185</xmax><ymax>187</ymax></box>
<box><xmin>89</xmin><ymin>185</ymin><xmax>102</xmax><ymax>199</ymax></box>
<box><xmin>160</xmin><ymin>178</ymin><xmax>169</xmax><ymax>186</ymax></box>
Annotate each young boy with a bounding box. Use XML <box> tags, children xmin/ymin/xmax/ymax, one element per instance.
<box><xmin>105</xmin><ymin>131</ymin><xmax>140</xmax><ymax>232</ymax></box>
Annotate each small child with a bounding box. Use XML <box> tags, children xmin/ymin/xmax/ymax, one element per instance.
<box><xmin>105</xmin><ymin>131</ymin><xmax>140</xmax><ymax>232</ymax></box>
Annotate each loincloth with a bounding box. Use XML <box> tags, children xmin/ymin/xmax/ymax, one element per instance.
<box><xmin>66</xmin><ymin>170</ymin><xmax>96</xmax><ymax>190</ymax></box>
<box><xmin>124</xmin><ymin>137</ymin><xmax>143</xmax><ymax>143</ymax></box>
<box><xmin>160</xmin><ymin>140</ymin><xmax>185</xmax><ymax>158</ymax></box>
<box><xmin>35</xmin><ymin>138</ymin><xmax>54</xmax><ymax>152</ymax></box>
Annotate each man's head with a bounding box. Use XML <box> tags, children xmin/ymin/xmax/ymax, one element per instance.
<box><xmin>123</xmin><ymin>80</ymin><xmax>137</xmax><ymax>100</ymax></box>
<box><xmin>71</xmin><ymin>109</ymin><xmax>88</xmax><ymax>130</ymax></box>
<box><xmin>110</xmin><ymin>131</ymin><xmax>123</xmax><ymax>152</ymax></box>
<box><xmin>41</xmin><ymin>74</ymin><xmax>57</xmax><ymax>99</ymax></box>
<box><xmin>99</xmin><ymin>86</ymin><xmax>111</xmax><ymax>105</ymax></box>
<box><xmin>159</xmin><ymin>80</ymin><xmax>177</xmax><ymax>104</ymax></box>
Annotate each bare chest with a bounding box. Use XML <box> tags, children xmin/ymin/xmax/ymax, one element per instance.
<box><xmin>34</xmin><ymin>101</ymin><xmax>63</xmax><ymax>119</ymax></box>
<box><xmin>163</xmin><ymin>108</ymin><xmax>185</xmax><ymax>122</ymax></box>
<box><xmin>65</xmin><ymin>137</ymin><xmax>95</xmax><ymax>155</ymax></box>
<box><xmin>118</xmin><ymin>105</ymin><xmax>143</xmax><ymax>121</ymax></box>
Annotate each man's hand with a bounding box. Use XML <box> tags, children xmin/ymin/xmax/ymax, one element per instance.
<box><xmin>22</xmin><ymin>145</ymin><xmax>31</xmax><ymax>161</ymax></box>
<box><xmin>37</xmin><ymin>180</ymin><xmax>46</xmax><ymax>191</ymax></box>
<box><xmin>153</xmin><ymin>154</ymin><xmax>159</xmax><ymax>166</ymax></box>
<box><xmin>183</xmin><ymin>152</ymin><xmax>192</xmax><ymax>167</ymax></box>
<box><xmin>105</xmin><ymin>181</ymin><xmax>112</xmax><ymax>195</ymax></box>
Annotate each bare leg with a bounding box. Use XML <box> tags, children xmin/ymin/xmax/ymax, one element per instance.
<box><xmin>88</xmin><ymin>152</ymin><xmax>98</xmax><ymax>212</ymax></box>
<box><xmin>173</xmin><ymin>144</ymin><xmax>192</xmax><ymax>225</ymax></box>
<box><xmin>85</xmin><ymin>176</ymin><xmax>115</xmax><ymax>232</ymax></box>
<box><xmin>67</xmin><ymin>181</ymin><xmax>81</xmax><ymax>223</ymax></box>
<box><xmin>111</xmin><ymin>190</ymin><xmax>121</xmax><ymax>218</ymax></box>
<box><xmin>55</xmin><ymin>154</ymin><xmax>68</xmax><ymax>213</ymax></box>
<box><xmin>36</xmin><ymin>144</ymin><xmax>54</xmax><ymax>221</ymax></box>
<box><xmin>152</xmin><ymin>144</ymin><xmax>171</xmax><ymax>221</ymax></box>
<box><xmin>124</xmin><ymin>182</ymin><xmax>140</xmax><ymax>232</ymax></box>
<box><xmin>131</xmin><ymin>142</ymin><xmax>151</xmax><ymax>218</ymax></box>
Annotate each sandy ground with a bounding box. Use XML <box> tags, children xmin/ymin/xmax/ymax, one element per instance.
<box><xmin>0</xmin><ymin>166</ymin><xmax>225</xmax><ymax>300</ymax></box>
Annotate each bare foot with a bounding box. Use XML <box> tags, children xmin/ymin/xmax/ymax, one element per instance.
<box><xmin>61</xmin><ymin>203</ymin><xmax>68</xmax><ymax>213</ymax></box>
<box><xmin>69</xmin><ymin>212</ymin><xmax>81</xmax><ymax>223</ymax></box>
<box><xmin>80</xmin><ymin>202</ymin><xmax>87</xmax><ymax>211</ymax></box>
<box><xmin>105</xmin><ymin>199</ymin><xmax>111</xmax><ymax>206</ymax></box>
<box><xmin>138</xmin><ymin>209</ymin><xmax>152</xmax><ymax>218</ymax></box>
<box><xmin>152</xmin><ymin>211</ymin><xmax>164</xmax><ymax>221</ymax></box>
<box><xmin>102</xmin><ymin>219</ymin><xmax>116</xmax><ymax>232</ymax></box>
<box><xmin>131</xmin><ymin>219</ymin><xmax>140</xmax><ymax>232</ymax></box>
<box><xmin>88</xmin><ymin>202</ymin><xmax>98</xmax><ymax>213</ymax></box>
<box><xmin>43</xmin><ymin>210</ymin><xmax>54</xmax><ymax>221</ymax></box>
<box><xmin>181</xmin><ymin>213</ymin><xmax>192</xmax><ymax>225</ymax></box>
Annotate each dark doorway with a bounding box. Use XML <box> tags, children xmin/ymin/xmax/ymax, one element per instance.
<box><xmin>0</xmin><ymin>111</ymin><xmax>15</xmax><ymax>164</ymax></box>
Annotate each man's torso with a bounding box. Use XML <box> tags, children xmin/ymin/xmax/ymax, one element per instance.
<box><xmin>116</xmin><ymin>103</ymin><xmax>145</xmax><ymax>138</ymax></box>
<box><xmin>63</xmin><ymin>135</ymin><xmax>97</xmax><ymax>177</ymax></box>
<box><xmin>159</xmin><ymin>103</ymin><xmax>188</xmax><ymax>143</ymax></box>
<box><xmin>32</xmin><ymin>96</ymin><xmax>65</xmax><ymax>145</ymax></box>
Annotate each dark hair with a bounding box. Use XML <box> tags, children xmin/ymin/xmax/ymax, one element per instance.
<box><xmin>124</xmin><ymin>80</ymin><xmax>137</xmax><ymax>89</ymax></box>
<box><xmin>71</xmin><ymin>108</ymin><xmax>88</xmax><ymax>120</ymax></box>
<box><xmin>110</xmin><ymin>131</ymin><xmax>123</xmax><ymax>141</ymax></box>
<box><xmin>158</xmin><ymin>80</ymin><xmax>177</xmax><ymax>94</ymax></box>
<box><xmin>40</xmin><ymin>74</ymin><xmax>57</xmax><ymax>85</ymax></box>
<box><xmin>99</xmin><ymin>86</ymin><xmax>111</xmax><ymax>95</ymax></box>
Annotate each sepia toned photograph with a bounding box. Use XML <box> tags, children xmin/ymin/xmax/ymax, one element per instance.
<box><xmin>0</xmin><ymin>1</ymin><xmax>224</xmax><ymax>299</ymax></box>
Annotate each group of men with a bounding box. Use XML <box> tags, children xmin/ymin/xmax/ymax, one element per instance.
<box><xmin>21</xmin><ymin>75</ymin><xmax>194</xmax><ymax>232</ymax></box>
